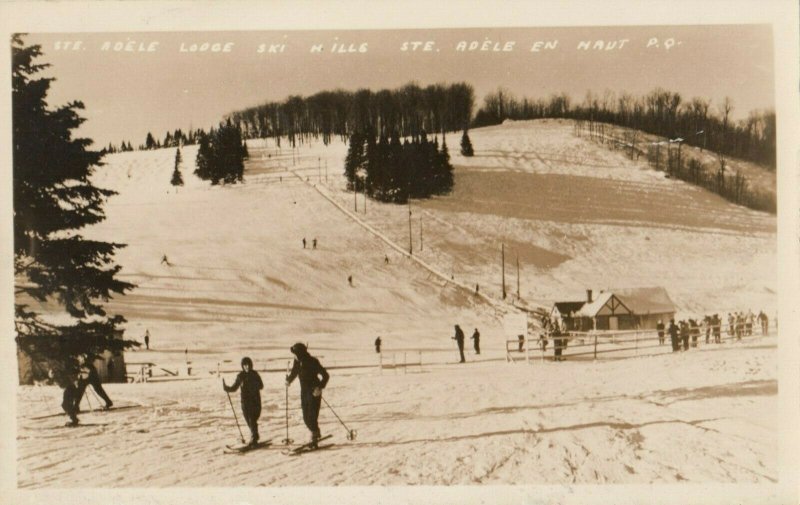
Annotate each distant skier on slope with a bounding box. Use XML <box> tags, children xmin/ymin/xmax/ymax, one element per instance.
<box><xmin>374</xmin><ymin>336</ymin><xmax>382</xmax><ymax>354</ymax></box>
<box><xmin>286</xmin><ymin>343</ymin><xmax>329</xmax><ymax>447</ymax></box>
<box><xmin>223</xmin><ymin>357</ymin><xmax>264</xmax><ymax>447</ymax></box>
<box><xmin>471</xmin><ymin>328</ymin><xmax>481</xmax><ymax>355</ymax></box>
<box><xmin>452</xmin><ymin>325</ymin><xmax>466</xmax><ymax>363</ymax></box>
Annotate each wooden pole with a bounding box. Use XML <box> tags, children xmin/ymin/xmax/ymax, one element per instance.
<box><xmin>408</xmin><ymin>205</ymin><xmax>413</xmax><ymax>255</ymax></box>
<box><xmin>516</xmin><ymin>253</ymin><xmax>520</xmax><ymax>299</ymax></box>
<box><xmin>501</xmin><ymin>243</ymin><xmax>506</xmax><ymax>299</ymax></box>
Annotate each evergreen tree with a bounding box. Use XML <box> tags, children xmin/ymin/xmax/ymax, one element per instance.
<box><xmin>12</xmin><ymin>35</ymin><xmax>137</xmax><ymax>380</ymax></box>
<box><xmin>195</xmin><ymin>132</ymin><xmax>213</xmax><ymax>181</ymax></box>
<box><xmin>145</xmin><ymin>132</ymin><xmax>156</xmax><ymax>150</ymax></box>
<box><xmin>194</xmin><ymin>122</ymin><xmax>246</xmax><ymax>185</ymax></box>
<box><xmin>171</xmin><ymin>147</ymin><xmax>184</xmax><ymax>186</ymax></box>
<box><xmin>344</xmin><ymin>131</ymin><xmax>365</xmax><ymax>190</ymax></box>
<box><xmin>460</xmin><ymin>129</ymin><xmax>474</xmax><ymax>156</ymax></box>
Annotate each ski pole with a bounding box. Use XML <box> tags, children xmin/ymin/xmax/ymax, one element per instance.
<box><xmin>321</xmin><ymin>396</ymin><xmax>357</xmax><ymax>441</ymax></box>
<box><xmin>223</xmin><ymin>380</ymin><xmax>246</xmax><ymax>444</ymax></box>
<box><xmin>282</xmin><ymin>360</ymin><xmax>293</xmax><ymax>445</ymax></box>
<box><xmin>83</xmin><ymin>388</ymin><xmax>94</xmax><ymax>412</ymax></box>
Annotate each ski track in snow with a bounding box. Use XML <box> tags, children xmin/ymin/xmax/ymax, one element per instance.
<box><xmin>17</xmin><ymin>119</ymin><xmax>777</xmax><ymax>486</ymax></box>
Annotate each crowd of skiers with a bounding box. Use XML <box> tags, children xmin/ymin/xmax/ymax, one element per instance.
<box><xmin>657</xmin><ymin>310</ymin><xmax>771</xmax><ymax>352</ymax></box>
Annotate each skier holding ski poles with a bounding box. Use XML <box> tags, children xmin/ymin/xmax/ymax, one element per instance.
<box><xmin>286</xmin><ymin>343</ymin><xmax>329</xmax><ymax>447</ymax></box>
<box><xmin>223</xmin><ymin>357</ymin><xmax>263</xmax><ymax>447</ymax></box>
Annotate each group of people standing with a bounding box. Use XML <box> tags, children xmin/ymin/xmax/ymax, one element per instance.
<box><xmin>657</xmin><ymin>309</ymin><xmax>771</xmax><ymax>352</ymax></box>
<box><xmin>452</xmin><ymin>325</ymin><xmax>480</xmax><ymax>363</ymax></box>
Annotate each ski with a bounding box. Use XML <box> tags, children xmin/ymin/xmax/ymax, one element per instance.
<box><xmin>224</xmin><ymin>440</ymin><xmax>273</xmax><ymax>454</ymax></box>
<box><xmin>282</xmin><ymin>435</ymin><xmax>332</xmax><ymax>456</ymax></box>
<box><xmin>285</xmin><ymin>443</ymin><xmax>334</xmax><ymax>456</ymax></box>
<box><xmin>31</xmin><ymin>404</ymin><xmax>142</xmax><ymax>420</ymax></box>
<box><xmin>42</xmin><ymin>422</ymin><xmax>109</xmax><ymax>430</ymax></box>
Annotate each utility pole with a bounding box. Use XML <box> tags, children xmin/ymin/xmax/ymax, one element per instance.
<box><xmin>516</xmin><ymin>252</ymin><xmax>520</xmax><ymax>299</ymax></box>
<box><xmin>408</xmin><ymin>205</ymin><xmax>413</xmax><ymax>255</ymax></box>
<box><xmin>501</xmin><ymin>243</ymin><xmax>506</xmax><ymax>299</ymax></box>
<box><xmin>420</xmin><ymin>217</ymin><xmax>423</xmax><ymax>251</ymax></box>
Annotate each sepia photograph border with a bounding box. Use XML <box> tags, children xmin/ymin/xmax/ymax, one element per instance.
<box><xmin>0</xmin><ymin>1</ymin><xmax>798</xmax><ymax>504</ymax></box>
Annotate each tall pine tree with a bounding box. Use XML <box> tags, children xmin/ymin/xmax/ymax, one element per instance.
<box><xmin>171</xmin><ymin>147</ymin><xmax>184</xmax><ymax>186</ymax></box>
<box><xmin>460</xmin><ymin>129</ymin><xmax>474</xmax><ymax>156</ymax></box>
<box><xmin>12</xmin><ymin>35</ymin><xmax>137</xmax><ymax>381</ymax></box>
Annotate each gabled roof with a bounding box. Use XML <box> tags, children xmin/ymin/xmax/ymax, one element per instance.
<box><xmin>613</xmin><ymin>287</ymin><xmax>676</xmax><ymax>315</ymax></box>
<box><xmin>552</xmin><ymin>301</ymin><xmax>585</xmax><ymax>316</ymax></box>
<box><xmin>578</xmin><ymin>292</ymin><xmax>633</xmax><ymax>317</ymax></box>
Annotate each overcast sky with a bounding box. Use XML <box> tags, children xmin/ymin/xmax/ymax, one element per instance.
<box><xmin>24</xmin><ymin>24</ymin><xmax>773</xmax><ymax>148</ymax></box>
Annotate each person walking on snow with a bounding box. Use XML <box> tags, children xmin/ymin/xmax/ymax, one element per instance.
<box><xmin>286</xmin><ymin>343</ymin><xmax>329</xmax><ymax>446</ymax></box>
<box><xmin>144</xmin><ymin>329</ymin><xmax>150</xmax><ymax>350</ymax></box>
<box><xmin>656</xmin><ymin>319</ymin><xmax>665</xmax><ymax>345</ymax></box>
<box><xmin>223</xmin><ymin>357</ymin><xmax>263</xmax><ymax>447</ymax></box>
<box><xmin>452</xmin><ymin>325</ymin><xmax>466</xmax><ymax>363</ymax></box>
<box><xmin>374</xmin><ymin>336</ymin><xmax>382</xmax><ymax>354</ymax></box>
<box><xmin>302</xmin><ymin>238</ymin><xmax>307</xmax><ymax>249</ymax></box>
<box><xmin>471</xmin><ymin>328</ymin><xmax>481</xmax><ymax>355</ymax></box>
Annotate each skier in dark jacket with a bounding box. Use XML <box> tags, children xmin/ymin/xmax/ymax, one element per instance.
<box><xmin>668</xmin><ymin>319</ymin><xmax>679</xmax><ymax>352</ymax></box>
<box><xmin>680</xmin><ymin>321</ymin><xmax>690</xmax><ymax>350</ymax></box>
<box><xmin>224</xmin><ymin>357</ymin><xmax>264</xmax><ymax>446</ymax></box>
<box><xmin>471</xmin><ymin>328</ymin><xmax>481</xmax><ymax>355</ymax></box>
<box><xmin>60</xmin><ymin>372</ymin><xmax>83</xmax><ymax>426</ymax></box>
<box><xmin>286</xmin><ymin>343</ymin><xmax>329</xmax><ymax>446</ymax></box>
<box><xmin>656</xmin><ymin>320</ymin><xmax>665</xmax><ymax>345</ymax></box>
<box><xmin>452</xmin><ymin>325</ymin><xmax>466</xmax><ymax>363</ymax></box>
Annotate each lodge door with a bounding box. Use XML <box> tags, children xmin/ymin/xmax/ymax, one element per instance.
<box><xmin>609</xmin><ymin>316</ymin><xmax>619</xmax><ymax>330</ymax></box>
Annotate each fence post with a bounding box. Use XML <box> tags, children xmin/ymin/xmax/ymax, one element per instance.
<box><xmin>525</xmin><ymin>335</ymin><xmax>530</xmax><ymax>364</ymax></box>
<box><xmin>593</xmin><ymin>332</ymin><xmax>598</xmax><ymax>360</ymax></box>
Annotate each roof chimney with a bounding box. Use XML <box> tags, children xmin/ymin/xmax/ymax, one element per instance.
<box><xmin>587</xmin><ymin>289</ymin><xmax>593</xmax><ymax>303</ymax></box>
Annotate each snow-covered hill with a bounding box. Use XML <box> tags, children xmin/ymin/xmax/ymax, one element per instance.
<box><xmin>16</xmin><ymin>119</ymin><xmax>777</xmax><ymax>488</ymax></box>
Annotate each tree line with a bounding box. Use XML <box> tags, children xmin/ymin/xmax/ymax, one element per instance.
<box><xmin>102</xmin><ymin>128</ymin><xmax>205</xmax><ymax>154</ymax></box>
<box><xmin>474</xmin><ymin>87</ymin><xmax>776</xmax><ymax>169</ymax></box>
<box><xmin>227</xmin><ymin>82</ymin><xmax>475</xmax><ymax>147</ymax></box>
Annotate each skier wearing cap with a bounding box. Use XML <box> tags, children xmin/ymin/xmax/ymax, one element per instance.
<box><xmin>223</xmin><ymin>357</ymin><xmax>263</xmax><ymax>446</ymax></box>
<box><xmin>286</xmin><ymin>343</ymin><xmax>329</xmax><ymax>446</ymax></box>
